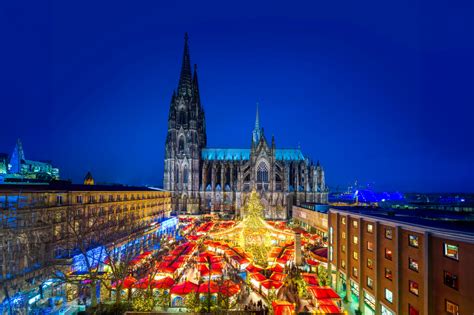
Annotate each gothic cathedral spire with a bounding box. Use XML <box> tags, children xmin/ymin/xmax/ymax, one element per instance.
<box><xmin>252</xmin><ymin>102</ymin><xmax>262</xmax><ymax>145</ymax></box>
<box><xmin>177</xmin><ymin>33</ymin><xmax>192</xmax><ymax>96</ymax></box>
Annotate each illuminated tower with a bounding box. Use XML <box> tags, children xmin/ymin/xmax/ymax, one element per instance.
<box><xmin>164</xmin><ymin>33</ymin><xmax>207</xmax><ymax>213</ymax></box>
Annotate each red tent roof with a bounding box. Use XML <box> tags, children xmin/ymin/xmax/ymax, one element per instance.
<box><xmin>246</xmin><ymin>264</ymin><xmax>263</xmax><ymax>273</ymax></box>
<box><xmin>266</xmin><ymin>264</ymin><xmax>284</xmax><ymax>273</ymax></box>
<box><xmin>260</xmin><ymin>279</ymin><xmax>283</xmax><ymax>290</ymax></box>
<box><xmin>306</xmin><ymin>259</ymin><xmax>320</xmax><ymax>266</ymax></box>
<box><xmin>269</xmin><ymin>272</ymin><xmax>287</xmax><ymax>282</ymax></box>
<box><xmin>308</xmin><ymin>286</ymin><xmax>340</xmax><ymax>299</ymax></box>
<box><xmin>219</xmin><ymin>280</ymin><xmax>240</xmax><ymax>297</ymax></box>
<box><xmin>123</xmin><ymin>276</ymin><xmax>137</xmax><ymax>289</ymax></box>
<box><xmin>250</xmin><ymin>273</ymin><xmax>267</xmax><ymax>282</ymax></box>
<box><xmin>302</xmin><ymin>273</ymin><xmax>319</xmax><ymax>286</ymax></box>
<box><xmin>154</xmin><ymin>277</ymin><xmax>175</xmax><ymax>289</ymax></box>
<box><xmin>170</xmin><ymin>281</ymin><xmax>198</xmax><ymax>295</ymax></box>
<box><xmin>198</xmin><ymin>281</ymin><xmax>219</xmax><ymax>294</ymax></box>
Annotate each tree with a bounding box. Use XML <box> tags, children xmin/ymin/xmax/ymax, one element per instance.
<box><xmin>317</xmin><ymin>265</ymin><xmax>330</xmax><ymax>287</ymax></box>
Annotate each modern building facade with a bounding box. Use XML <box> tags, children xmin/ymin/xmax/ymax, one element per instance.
<box><xmin>292</xmin><ymin>204</ymin><xmax>330</xmax><ymax>237</ymax></box>
<box><xmin>327</xmin><ymin>207</ymin><xmax>474</xmax><ymax>315</ymax></box>
<box><xmin>163</xmin><ymin>34</ymin><xmax>328</xmax><ymax>218</ymax></box>
<box><xmin>0</xmin><ymin>139</ymin><xmax>60</xmax><ymax>183</ymax></box>
<box><xmin>0</xmin><ymin>181</ymin><xmax>172</xmax><ymax>309</ymax></box>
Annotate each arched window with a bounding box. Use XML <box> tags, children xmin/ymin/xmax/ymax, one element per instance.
<box><xmin>257</xmin><ymin>162</ymin><xmax>269</xmax><ymax>183</ymax></box>
<box><xmin>179</xmin><ymin>111</ymin><xmax>186</xmax><ymax>125</ymax></box>
<box><xmin>178</xmin><ymin>136</ymin><xmax>185</xmax><ymax>154</ymax></box>
<box><xmin>175</xmin><ymin>168</ymin><xmax>179</xmax><ymax>183</ymax></box>
<box><xmin>183</xmin><ymin>166</ymin><xmax>189</xmax><ymax>184</ymax></box>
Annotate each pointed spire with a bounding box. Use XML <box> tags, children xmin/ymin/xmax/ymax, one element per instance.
<box><xmin>192</xmin><ymin>64</ymin><xmax>201</xmax><ymax>106</ymax></box>
<box><xmin>255</xmin><ymin>102</ymin><xmax>260</xmax><ymax>130</ymax></box>
<box><xmin>252</xmin><ymin>102</ymin><xmax>263</xmax><ymax>145</ymax></box>
<box><xmin>177</xmin><ymin>32</ymin><xmax>192</xmax><ymax>96</ymax></box>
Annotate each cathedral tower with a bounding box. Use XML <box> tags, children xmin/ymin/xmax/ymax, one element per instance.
<box><xmin>164</xmin><ymin>33</ymin><xmax>207</xmax><ymax>213</ymax></box>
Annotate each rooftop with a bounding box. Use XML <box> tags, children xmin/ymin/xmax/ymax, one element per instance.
<box><xmin>0</xmin><ymin>181</ymin><xmax>166</xmax><ymax>192</ymax></box>
<box><xmin>331</xmin><ymin>205</ymin><xmax>474</xmax><ymax>237</ymax></box>
<box><xmin>201</xmin><ymin>148</ymin><xmax>305</xmax><ymax>161</ymax></box>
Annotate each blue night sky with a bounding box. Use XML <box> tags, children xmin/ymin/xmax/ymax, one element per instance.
<box><xmin>1</xmin><ymin>1</ymin><xmax>473</xmax><ymax>192</ymax></box>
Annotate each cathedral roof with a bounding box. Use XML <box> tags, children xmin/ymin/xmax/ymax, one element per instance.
<box><xmin>201</xmin><ymin>148</ymin><xmax>305</xmax><ymax>161</ymax></box>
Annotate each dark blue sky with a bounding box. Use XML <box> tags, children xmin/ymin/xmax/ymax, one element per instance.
<box><xmin>1</xmin><ymin>0</ymin><xmax>473</xmax><ymax>192</ymax></box>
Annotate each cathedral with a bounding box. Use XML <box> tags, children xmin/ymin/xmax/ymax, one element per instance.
<box><xmin>163</xmin><ymin>34</ymin><xmax>328</xmax><ymax>219</ymax></box>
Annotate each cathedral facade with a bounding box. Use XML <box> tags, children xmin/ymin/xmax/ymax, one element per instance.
<box><xmin>163</xmin><ymin>34</ymin><xmax>328</xmax><ymax>219</ymax></box>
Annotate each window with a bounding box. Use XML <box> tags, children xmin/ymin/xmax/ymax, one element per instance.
<box><xmin>445</xmin><ymin>300</ymin><xmax>459</xmax><ymax>315</ymax></box>
<box><xmin>409</xmin><ymin>234</ymin><xmax>419</xmax><ymax>248</ymax></box>
<box><xmin>444</xmin><ymin>243</ymin><xmax>459</xmax><ymax>260</ymax></box>
<box><xmin>76</xmin><ymin>195</ymin><xmax>83</xmax><ymax>204</ymax></box>
<box><xmin>367</xmin><ymin>276</ymin><xmax>373</xmax><ymax>289</ymax></box>
<box><xmin>367</xmin><ymin>258</ymin><xmax>373</xmax><ymax>269</ymax></box>
<box><xmin>352</xmin><ymin>220</ymin><xmax>358</xmax><ymax>228</ymax></box>
<box><xmin>409</xmin><ymin>280</ymin><xmax>419</xmax><ymax>296</ymax></box>
<box><xmin>385</xmin><ymin>268</ymin><xmax>393</xmax><ymax>281</ymax></box>
<box><xmin>353</xmin><ymin>236</ymin><xmax>358</xmax><ymax>244</ymax></box>
<box><xmin>341</xmin><ymin>245</ymin><xmax>346</xmax><ymax>253</ymax></box>
<box><xmin>178</xmin><ymin>136</ymin><xmax>185</xmax><ymax>153</ymax></box>
<box><xmin>352</xmin><ymin>267</ymin><xmax>358</xmax><ymax>278</ymax></box>
<box><xmin>56</xmin><ymin>195</ymin><xmax>63</xmax><ymax>205</ymax></box>
<box><xmin>329</xmin><ymin>227</ymin><xmax>333</xmax><ymax>244</ymax></box>
<box><xmin>408</xmin><ymin>305</ymin><xmax>419</xmax><ymax>315</ymax></box>
<box><xmin>329</xmin><ymin>246</ymin><xmax>333</xmax><ymax>261</ymax></box>
<box><xmin>408</xmin><ymin>257</ymin><xmax>419</xmax><ymax>272</ymax></box>
<box><xmin>385</xmin><ymin>228</ymin><xmax>393</xmax><ymax>240</ymax></box>
<box><xmin>385</xmin><ymin>248</ymin><xmax>392</xmax><ymax>260</ymax></box>
<box><xmin>341</xmin><ymin>260</ymin><xmax>346</xmax><ymax>269</ymax></box>
<box><xmin>384</xmin><ymin>288</ymin><xmax>393</xmax><ymax>303</ymax></box>
<box><xmin>353</xmin><ymin>251</ymin><xmax>358</xmax><ymax>260</ymax></box>
<box><xmin>341</xmin><ymin>217</ymin><xmax>346</xmax><ymax>225</ymax></box>
<box><xmin>256</xmin><ymin>162</ymin><xmax>269</xmax><ymax>183</ymax></box>
<box><xmin>183</xmin><ymin>167</ymin><xmax>189</xmax><ymax>184</ymax></box>
<box><xmin>367</xmin><ymin>241</ymin><xmax>374</xmax><ymax>251</ymax></box>
<box><xmin>444</xmin><ymin>271</ymin><xmax>458</xmax><ymax>290</ymax></box>
<box><xmin>342</xmin><ymin>232</ymin><xmax>346</xmax><ymax>239</ymax></box>
<box><xmin>381</xmin><ymin>305</ymin><xmax>394</xmax><ymax>315</ymax></box>
<box><xmin>367</xmin><ymin>223</ymin><xmax>373</xmax><ymax>233</ymax></box>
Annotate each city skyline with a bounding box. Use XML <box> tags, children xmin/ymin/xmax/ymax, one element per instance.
<box><xmin>2</xmin><ymin>1</ymin><xmax>473</xmax><ymax>192</ymax></box>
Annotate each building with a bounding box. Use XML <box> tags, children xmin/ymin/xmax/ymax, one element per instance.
<box><xmin>163</xmin><ymin>34</ymin><xmax>328</xmax><ymax>218</ymax></box>
<box><xmin>327</xmin><ymin>206</ymin><xmax>474</xmax><ymax>315</ymax></box>
<box><xmin>0</xmin><ymin>139</ymin><xmax>60</xmax><ymax>183</ymax></box>
<box><xmin>292</xmin><ymin>204</ymin><xmax>330</xmax><ymax>237</ymax></box>
<box><xmin>0</xmin><ymin>181</ymin><xmax>172</xmax><ymax>312</ymax></box>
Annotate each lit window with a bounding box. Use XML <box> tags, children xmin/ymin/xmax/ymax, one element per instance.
<box><xmin>329</xmin><ymin>246</ymin><xmax>333</xmax><ymax>261</ymax></box>
<box><xmin>409</xmin><ymin>257</ymin><xmax>419</xmax><ymax>272</ymax></box>
<box><xmin>385</xmin><ymin>248</ymin><xmax>393</xmax><ymax>260</ymax></box>
<box><xmin>381</xmin><ymin>305</ymin><xmax>394</xmax><ymax>315</ymax></box>
<box><xmin>367</xmin><ymin>223</ymin><xmax>373</xmax><ymax>233</ymax></box>
<box><xmin>408</xmin><ymin>305</ymin><xmax>419</xmax><ymax>315</ymax></box>
<box><xmin>385</xmin><ymin>228</ymin><xmax>393</xmax><ymax>240</ymax></box>
<box><xmin>341</xmin><ymin>260</ymin><xmax>346</xmax><ymax>269</ymax></box>
<box><xmin>353</xmin><ymin>236</ymin><xmax>358</xmax><ymax>244</ymax></box>
<box><xmin>56</xmin><ymin>195</ymin><xmax>63</xmax><ymax>205</ymax></box>
<box><xmin>445</xmin><ymin>300</ymin><xmax>459</xmax><ymax>315</ymax></box>
<box><xmin>367</xmin><ymin>276</ymin><xmax>373</xmax><ymax>289</ymax></box>
<box><xmin>444</xmin><ymin>271</ymin><xmax>458</xmax><ymax>290</ymax></box>
<box><xmin>76</xmin><ymin>195</ymin><xmax>83</xmax><ymax>204</ymax></box>
<box><xmin>409</xmin><ymin>280</ymin><xmax>419</xmax><ymax>296</ymax></box>
<box><xmin>444</xmin><ymin>243</ymin><xmax>459</xmax><ymax>260</ymax></box>
<box><xmin>409</xmin><ymin>234</ymin><xmax>419</xmax><ymax>248</ymax></box>
<box><xmin>352</xmin><ymin>267</ymin><xmax>358</xmax><ymax>278</ymax></box>
<box><xmin>353</xmin><ymin>251</ymin><xmax>358</xmax><ymax>260</ymax></box>
<box><xmin>385</xmin><ymin>268</ymin><xmax>393</xmax><ymax>281</ymax></box>
<box><xmin>341</xmin><ymin>217</ymin><xmax>346</xmax><ymax>225</ymax></box>
<box><xmin>353</xmin><ymin>220</ymin><xmax>358</xmax><ymax>228</ymax></box>
<box><xmin>384</xmin><ymin>288</ymin><xmax>393</xmax><ymax>303</ymax></box>
<box><xmin>329</xmin><ymin>227</ymin><xmax>333</xmax><ymax>244</ymax></box>
<box><xmin>342</xmin><ymin>232</ymin><xmax>346</xmax><ymax>239</ymax></box>
<box><xmin>367</xmin><ymin>241</ymin><xmax>374</xmax><ymax>251</ymax></box>
<box><xmin>367</xmin><ymin>258</ymin><xmax>373</xmax><ymax>269</ymax></box>
<box><xmin>341</xmin><ymin>245</ymin><xmax>346</xmax><ymax>253</ymax></box>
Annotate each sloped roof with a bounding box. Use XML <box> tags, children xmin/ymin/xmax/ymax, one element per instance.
<box><xmin>201</xmin><ymin>148</ymin><xmax>305</xmax><ymax>161</ymax></box>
